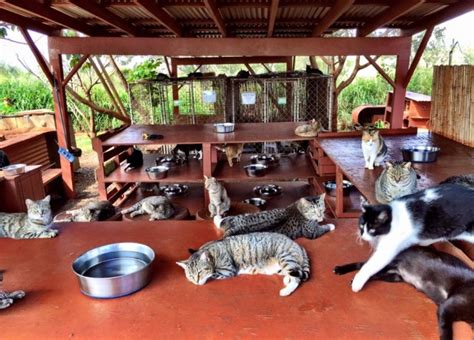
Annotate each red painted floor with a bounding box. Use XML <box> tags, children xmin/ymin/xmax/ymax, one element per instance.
<box><xmin>0</xmin><ymin>219</ymin><xmax>439</xmax><ymax>339</ymax></box>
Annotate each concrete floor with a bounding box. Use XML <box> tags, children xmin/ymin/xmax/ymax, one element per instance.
<box><xmin>0</xmin><ymin>219</ymin><xmax>439</xmax><ymax>339</ymax></box>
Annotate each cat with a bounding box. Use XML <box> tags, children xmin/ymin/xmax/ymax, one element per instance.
<box><xmin>294</xmin><ymin>119</ymin><xmax>321</xmax><ymax>137</ymax></box>
<box><xmin>215</xmin><ymin>143</ymin><xmax>244</xmax><ymax>167</ymax></box>
<box><xmin>214</xmin><ymin>195</ymin><xmax>335</xmax><ymax>240</ymax></box>
<box><xmin>0</xmin><ymin>271</ymin><xmax>25</xmax><ymax>310</ymax></box>
<box><xmin>177</xmin><ymin>232</ymin><xmax>310</xmax><ymax>296</ymax></box>
<box><xmin>124</xmin><ymin>147</ymin><xmax>143</xmax><ymax>171</ymax></box>
<box><xmin>0</xmin><ymin>195</ymin><xmax>57</xmax><ymax>239</ymax></box>
<box><xmin>375</xmin><ymin>161</ymin><xmax>417</xmax><ymax>204</ymax></box>
<box><xmin>277</xmin><ymin>141</ymin><xmax>309</xmax><ymax>154</ymax></box>
<box><xmin>334</xmin><ymin>246</ymin><xmax>474</xmax><ymax>340</ymax></box>
<box><xmin>204</xmin><ymin>175</ymin><xmax>231</xmax><ymax>217</ymax></box>
<box><xmin>441</xmin><ymin>174</ymin><xmax>474</xmax><ymax>188</ymax></box>
<box><xmin>172</xmin><ymin>144</ymin><xmax>202</xmax><ymax>161</ymax></box>
<box><xmin>351</xmin><ymin>183</ymin><xmax>474</xmax><ymax>293</ymax></box>
<box><xmin>54</xmin><ymin>201</ymin><xmax>116</xmax><ymax>222</ymax></box>
<box><xmin>306</xmin><ymin>65</ymin><xmax>324</xmax><ymax>75</ymax></box>
<box><xmin>0</xmin><ymin>150</ymin><xmax>10</xmax><ymax>167</ymax></box>
<box><xmin>121</xmin><ymin>196</ymin><xmax>175</xmax><ymax>221</ymax></box>
<box><xmin>361</xmin><ymin>128</ymin><xmax>387</xmax><ymax>170</ymax></box>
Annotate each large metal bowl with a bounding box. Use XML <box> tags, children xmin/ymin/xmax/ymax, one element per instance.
<box><xmin>213</xmin><ymin>123</ymin><xmax>235</xmax><ymax>133</ymax></box>
<box><xmin>400</xmin><ymin>146</ymin><xmax>440</xmax><ymax>163</ymax></box>
<box><xmin>146</xmin><ymin>166</ymin><xmax>169</xmax><ymax>180</ymax></box>
<box><xmin>72</xmin><ymin>242</ymin><xmax>155</xmax><ymax>299</ymax></box>
<box><xmin>323</xmin><ymin>180</ymin><xmax>353</xmax><ymax>197</ymax></box>
<box><xmin>244</xmin><ymin>164</ymin><xmax>268</xmax><ymax>177</ymax></box>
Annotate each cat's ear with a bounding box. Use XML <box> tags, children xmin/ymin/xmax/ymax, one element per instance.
<box><xmin>203</xmin><ymin>175</ymin><xmax>208</xmax><ymax>180</ymax></box>
<box><xmin>188</xmin><ymin>248</ymin><xmax>198</xmax><ymax>254</ymax></box>
<box><xmin>403</xmin><ymin>162</ymin><xmax>412</xmax><ymax>169</ymax></box>
<box><xmin>377</xmin><ymin>210</ymin><xmax>389</xmax><ymax>224</ymax></box>
<box><xmin>319</xmin><ymin>193</ymin><xmax>326</xmax><ymax>201</ymax></box>
<box><xmin>298</xmin><ymin>197</ymin><xmax>311</xmax><ymax>207</ymax></box>
<box><xmin>200</xmin><ymin>251</ymin><xmax>211</xmax><ymax>262</ymax></box>
<box><xmin>385</xmin><ymin>161</ymin><xmax>394</xmax><ymax>168</ymax></box>
<box><xmin>25</xmin><ymin>198</ymin><xmax>33</xmax><ymax>207</ymax></box>
<box><xmin>43</xmin><ymin>195</ymin><xmax>51</xmax><ymax>203</ymax></box>
<box><xmin>360</xmin><ymin>196</ymin><xmax>369</xmax><ymax>212</ymax></box>
<box><xmin>176</xmin><ymin>261</ymin><xmax>188</xmax><ymax>270</ymax></box>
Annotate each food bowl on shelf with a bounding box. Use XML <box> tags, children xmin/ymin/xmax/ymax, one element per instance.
<box><xmin>400</xmin><ymin>146</ymin><xmax>440</xmax><ymax>163</ymax></box>
<box><xmin>250</xmin><ymin>154</ymin><xmax>280</xmax><ymax>167</ymax></box>
<box><xmin>243</xmin><ymin>197</ymin><xmax>267</xmax><ymax>207</ymax></box>
<box><xmin>161</xmin><ymin>184</ymin><xmax>189</xmax><ymax>197</ymax></box>
<box><xmin>253</xmin><ymin>184</ymin><xmax>283</xmax><ymax>197</ymax></box>
<box><xmin>213</xmin><ymin>123</ymin><xmax>235</xmax><ymax>133</ymax></box>
<box><xmin>323</xmin><ymin>180</ymin><xmax>353</xmax><ymax>197</ymax></box>
<box><xmin>1</xmin><ymin>164</ymin><xmax>26</xmax><ymax>177</ymax></box>
<box><xmin>244</xmin><ymin>164</ymin><xmax>268</xmax><ymax>177</ymax></box>
<box><xmin>145</xmin><ymin>166</ymin><xmax>169</xmax><ymax>180</ymax></box>
<box><xmin>155</xmin><ymin>155</ymin><xmax>184</xmax><ymax>168</ymax></box>
<box><xmin>72</xmin><ymin>242</ymin><xmax>155</xmax><ymax>299</ymax></box>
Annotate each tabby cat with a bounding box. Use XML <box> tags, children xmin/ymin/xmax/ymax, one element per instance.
<box><xmin>204</xmin><ymin>176</ymin><xmax>231</xmax><ymax>217</ymax></box>
<box><xmin>375</xmin><ymin>161</ymin><xmax>417</xmax><ymax>204</ymax></box>
<box><xmin>54</xmin><ymin>201</ymin><xmax>116</xmax><ymax>222</ymax></box>
<box><xmin>214</xmin><ymin>195</ymin><xmax>335</xmax><ymax>240</ymax></box>
<box><xmin>294</xmin><ymin>119</ymin><xmax>321</xmax><ymax>138</ymax></box>
<box><xmin>0</xmin><ymin>271</ymin><xmax>25</xmax><ymax>310</ymax></box>
<box><xmin>124</xmin><ymin>148</ymin><xmax>143</xmax><ymax>171</ymax></box>
<box><xmin>215</xmin><ymin>143</ymin><xmax>244</xmax><ymax>167</ymax></box>
<box><xmin>441</xmin><ymin>174</ymin><xmax>474</xmax><ymax>188</ymax></box>
<box><xmin>361</xmin><ymin>128</ymin><xmax>387</xmax><ymax>170</ymax></box>
<box><xmin>334</xmin><ymin>246</ymin><xmax>474</xmax><ymax>340</ymax></box>
<box><xmin>121</xmin><ymin>196</ymin><xmax>175</xmax><ymax>221</ymax></box>
<box><xmin>177</xmin><ymin>232</ymin><xmax>310</xmax><ymax>296</ymax></box>
<box><xmin>352</xmin><ymin>183</ymin><xmax>474</xmax><ymax>293</ymax></box>
<box><xmin>0</xmin><ymin>196</ymin><xmax>57</xmax><ymax>239</ymax></box>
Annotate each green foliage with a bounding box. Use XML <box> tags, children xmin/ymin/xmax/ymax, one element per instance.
<box><xmin>74</xmin><ymin>133</ymin><xmax>92</xmax><ymax>153</ymax></box>
<box><xmin>127</xmin><ymin>58</ymin><xmax>162</xmax><ymax>81</ymax></box>
<box><xmin>407</xmin><ymin>68</ymin><xmax>432</xmax><ymax>95</ymax></box>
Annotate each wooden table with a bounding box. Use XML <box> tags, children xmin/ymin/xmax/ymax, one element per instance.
<box><xmin>317</xmin><ymin>132</ymin><xmax>474</xmax><ymax>217</ymax></box>
<box><xmin>0</xmin><ymin>220</ymin><xmax>440</xmax><ymax>339</ymax></box>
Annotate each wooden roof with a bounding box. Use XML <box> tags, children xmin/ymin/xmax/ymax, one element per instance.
<box><xmin>0</xmin><ymin>0</ymin><xmax>472</xmax><ymax>38</ymax></box>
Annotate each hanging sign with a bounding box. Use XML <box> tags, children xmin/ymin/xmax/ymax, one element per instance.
<box><xmin>241</xmin><ymin>92</ymin><xmax>256</xmax><ymax>105</ymax></box>
<box><xmin>278</xmin><ymin>97</ymin><xmax>287</xmax><ymax>105</ymax></box>
<box><xmin>202</xmin><ymin>90</ymin><xmax>217</xmax><ymax>104</ymax></box>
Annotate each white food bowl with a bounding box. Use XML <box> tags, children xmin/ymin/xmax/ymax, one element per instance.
<box><xmin>2</xmin><ymin>164</ymin><xmax>26</xmax><ymax>177</ymax></box>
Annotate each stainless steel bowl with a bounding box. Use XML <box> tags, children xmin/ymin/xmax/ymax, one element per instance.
<box><xmin>400</xmin><ymin>146</ymin><xmax>440</xmax><ymax>163</ymax></box>
<box><xmin>244</xmin><ymin>164</ymin><xmax>268</xmax><ymax>177</ymax></box>
<box><xmin>253</xmin><ymin>184</ymin><xmax>283</xmax><ymax>197</ymax></box>
<box><xmin>213</xmin><ymin>123</ymin><xmax>235</xmax><ymax>133</ymax></box>
<box><xmin>146</xmin><ymin>166</ymin><xmax>169</xmax><ymax>180</ymax></box>
<box><xmin>2</xmin><ymin>164</ymin><xmax>26</xmax><ymax>177</ymax></box>
<box><xmin>72</xmin><ymin>242</ymin><xmax>155</xmax><ymax>299</ymax></box>
<box><xmin>323</xmin><ymin>180</ymin><xmax>353</xmax><ymax>197</ymax></box>
<box><xmin>243</xmin><ymin>197</ymin><xmax>266</xmax><ymax>207</ymax></box>
<box><xmin>251</xmin><ymin>154</ymin><xmax>280</xmax><ymax>167</ymax></box>
<box><xmin>161</xmin><ymin>184</ymin><xmax>189</xmax><ymax>197</ymax></box>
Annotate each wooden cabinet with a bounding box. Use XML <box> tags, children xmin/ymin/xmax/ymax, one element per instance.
<box><xmin>0</xmin><ymin>166</ymin><xmax>45</xmax><ymax>212</ymax></box>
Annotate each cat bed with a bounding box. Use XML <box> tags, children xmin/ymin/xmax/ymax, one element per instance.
<box><xmin>196</xmin><ymin>202</ymin><xmax>260</xmax><ymax>220</ymax></box>
<box><xmin>122</xmin><ymin>205</ymin><xmax>190</xmax><ymax>221</ymax></box>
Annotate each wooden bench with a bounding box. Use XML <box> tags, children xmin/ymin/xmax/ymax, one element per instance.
<box><xmin>0</xmin><ymin>131</ymin><xmax>62</xmax><ymax>187</ymax></box>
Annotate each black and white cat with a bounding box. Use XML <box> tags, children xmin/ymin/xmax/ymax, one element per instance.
<box><xmin>334</xmin><ymin>246</ymin><xmax>474</xmax><ymax>340</ymax></box>
<box><xmin>352</xmin><ymin>183</ymin><xmax>474</xmax><ymax>293</ymax></box>
<box><xmin>124</xmin><ymin>148</ymin><xmax>143</xmax><ymax>171</ymax></box>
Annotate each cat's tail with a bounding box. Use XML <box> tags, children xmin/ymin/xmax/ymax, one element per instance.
<box><xmin>121</xmin><ymin>203</ymin><xmax>138</xmax><ymax>215</ymax></box>
<box><xmin>297</xmin><ymin>246</ymin><xmax>310</xmax><ymax>282</ymax></box>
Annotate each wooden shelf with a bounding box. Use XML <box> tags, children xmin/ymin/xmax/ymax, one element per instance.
<box><xmin>104</xmin><ymin>154</ymin><xmax>203</xmax><ymax>183</ymax></box>
<box><xmin>213</xmin><ymin>153</ymin><xmax>315</xmax><ymax>182</ymax></box>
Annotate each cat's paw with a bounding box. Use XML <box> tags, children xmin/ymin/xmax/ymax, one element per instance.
<box><xmin>9</xmin><ymin>290</ymin><xmax>25</xmax><ymax>300</ymax></box>
<box><xmin>351</xmin><ymin>273</ymin><xmax>366</xmax><ymax>292</ymax></box>
<box><xmin>364</xmin><ymin>163</ymin><xmax>369</xmax><ymax>169</ymax></box>
<box><xmin>368</xmin><ymin>165</ymin><xmax>374</xmax><ymax>170</ymax></box>
<box><xmin>0</xmin><ymin>298</ymin><xmax>14</xmax><ymax>309</ymax></box>
<box><xmin>213</xmin><ymin>215</ymin><xmax>224</xmax><ymax>228</ymax></box>
<box><xmin>44</xmin><ymin>229</ymin><xmax>58</xmax><ymax>238</ymax></box>
<box><xmin>279</xmin><ymin>287</ymin><xmax>293</xmax><ymax>297</ymax></box>
<box><xmin>327</xmin><ymin>223</ymin><xmax>336</xmax><ymax>231</ymax></box>
<box><xmin>333</xmin><ymin>266</ymin><xmax>344</xmax><ymax>275</ymax></box>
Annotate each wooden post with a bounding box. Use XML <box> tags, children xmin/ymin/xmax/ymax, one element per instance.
<box><xmin>49</xmin><ymin>52</ymin><xmax>76</xmax><ymax>198</ymax></box>
<box><xmin>171</xmin><ymin>61</ymin><xmax>180</xmax><ymax>122</ymax></box>
<box><xmin>335</xmin><ymin>165</ymin><xmax>344</xmax><ymax>217</ymax></box>
<box><xmin>391</xmin><ymin>52</ymin><xmax>410</xmax><ymax>129</ymax></box>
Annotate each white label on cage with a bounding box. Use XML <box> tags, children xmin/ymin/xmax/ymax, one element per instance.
<box><xmin>278</xmin><ymin>97</ymin><xmax>287</xmax><ymax>105</ymax></box>
<box><xmin>241</xmin><ymin>92</ymin><xmax>256</xmax><ymax>105</ymax></box>
<box><xmin>173</xmin><ymin>100</ymin><xmax>180</xmax><ymax>107</ymax></box>
<box><xmin>202</xmin><ymin>90</ymin><xmax>216</xmax><ymax>104</ymax></box>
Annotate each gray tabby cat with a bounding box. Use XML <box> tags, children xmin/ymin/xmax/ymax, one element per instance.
<box><xmin>121</xmin><ymin>196</ymin><xmax>175</xmax><ymax>221</ymax></box>
<box><xmin>0</xmin><ymin>271</ymin><xmax>25</xmax><ymax>309</ymax></box>
<box><xmin>214</xmin><ymin>195</ymin><xmax>335</xmax><ymax>239</ymax></box>
<box><xmin>54</xmin><ymin>201</ymin><xmax>116</xmax><ymax>222</ymax></box>
<box><xmin>375</xmin><ymin>161</ymin><xmax>417</xmax><ymax>204</ymax></box>
<box><xmin>177</xmin><ymin>232</ymin><xmax>310</xmax><ymax>296</ymax></box>
<box><xmin>204</xmin><ymin>175</ymin><xmax>231</xmax><ymax>217</ymax></box>
<box><xmin>0</xmin><ymin>195</ymin><xmax>58</xmax><ymax>239</ymax></box>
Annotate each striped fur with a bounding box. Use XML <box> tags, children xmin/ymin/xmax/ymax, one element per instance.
<box><xmin>0</xmin><ymin>196</ymin><xmax>57</xmax><ymax>239</ymax></box>
<box><xmin>120</xmin><ymin>196</ymin><xmax>174</xmax><ymax>221</ymax></box>
<box><xmin>204</xmin><ymin>176</ymin><xmax>231</xmax><ymax>217</ymax></box>
<box><xmin>375</xmin><ymin>161</ymin><xmax>417</xmax><ymax>204</ymax></box>
<box><xmin>177</xmin><ymin>232</ymin><xmax>310</xmax><ymax>296</ymax></box>
<box><xmin>361</xmin><ymin>128</ymin><xmax>387</xmax><ymax>170</ymax></box>
<box><xmin>216</xmin><ymin>195</ymin><xmax>335</xmax><ymax>240</ymax></box>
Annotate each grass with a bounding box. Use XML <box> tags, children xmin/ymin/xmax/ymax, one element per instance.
<box><xmin>75</xmin><ymin>133</ymin><xmax>93</xmax><ymax>153</ymax></box>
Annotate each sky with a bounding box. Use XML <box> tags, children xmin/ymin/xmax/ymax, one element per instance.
<box><xmin>0</xmin><ymin>10</ymin><xmax>473</xmax><ymax>73</ymax></box>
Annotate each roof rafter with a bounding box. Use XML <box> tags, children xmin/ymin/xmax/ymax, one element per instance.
<box><xmin>358</xmin><ymin>0</ymin><xmax>425</xmax><ymax>36</ymax></box>
<box><xmin>135</xmin><ymin>0</ymin><xmax>182</xmax><ymax>36</ymax></box>
<box><xmin>69</xmin><ymin>0</ymin><xmax>139</xmax><ymax>36</ymax></box>
<box><xmin>3</xmin><ymin>0</ymin><xmax>97</xmax><ymax>36</ymax></box>
<box><xmin>403</xmin><ymin>1</ymin><xmax>474</xmax><ymax>36</ymax></box>
<box><xmin>0</xmin><ymin>8</ymin><xmax>56</xmax><ymax>35</ymax></box>
<box><xmin>203</xmin><ymin>0</ymin><xmax>227</xmax><ymax>37</ymax></box>
<box><xmin>312</xmin><ymin>0</ymin><xmax>354</xmax><ymax>37</ymax></box>
<box><xmin>267</xmin><ymin>0</ymin><xmax>279</xmax><ymax>37</ymax></box>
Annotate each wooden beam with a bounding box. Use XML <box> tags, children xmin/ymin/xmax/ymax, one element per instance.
<box><xmin>390</xmin><ymin>52</ymin><xmax>410</xmax><ymax>129</ymax></box>
<box><xmin>3</xmin><ymin>0</ymin><xmax>96</xmax><ymax>36</ymax></box>
<box><xmin>267</xmin><ymin>0</ymin><xmax>279</xmax><ymax>37</ymax></box>
<box><xmin>403</xmin><ymin>26</ymin><xmax>434</xmax><ymax>88</ymax></box>
<box><xmin>48</xmin><ymin>37</ymin><xmax>412</xmax><ymax>57</ymax></box>
<box><xmin>19</xmin><ymin>27</ymin><xmax>54</xmax><ymax>86</ymax></box>
<box><xmin>0</xmin><ymin>9</ymin><xmax>56</xmax><ymax>36</ymax></box>
<box><xmin>171</xmin><ymin>56</ymin><xmax>290</xmax><ymax>66</ymax></box>
<box><xmin>63</xmin><ymin>54</ymin><xmax>90</xmax><ymax>86</ymax></box>
<box><xmin>403</xmin><ymin>1</ymin><xmax>474</xmax><ymax>36</ymax></box>
<box><xmin>203</xmin><ymin>0</ymin><xmax>227</xmax><ymax>37</ymax></box>
<box><xmin>358</xmin><ymin>0</ymin><xmax>425</xmax><ymax>37</ymax></box>
<box><xmin>69</xmin><ymin>0</ymin><xmax>139</xmax><ymax>36</ymax></box>
<box><xmin>364</xmin><ymin>55</ymin><xmax>395</xmax><ymax>87</ymax></box>
<box><xmin>312</xmin><ymin>0</ymin><xmax>354</xmax><ymax>37</ymax></box>
<box><xmin>135</xmin><ymin>0</ymin><xmax>182</xmax><ymax>36</ymax></box>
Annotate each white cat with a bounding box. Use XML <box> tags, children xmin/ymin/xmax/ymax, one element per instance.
<box><xmin>361</xmin><ymin>129</ymin><xmax>387</xmax><ymax>170</ymax></box>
